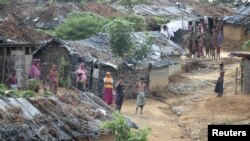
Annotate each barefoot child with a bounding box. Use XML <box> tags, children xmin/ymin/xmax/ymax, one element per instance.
<box><xmin>134</xmin><ymin>77</ymin><xmax>148</xmax><ymax>114</ymax></box>
<box><xmin>6</xmin><ymin>72</ymin><xmax>17</xmax><ymax>90</ymax></box>
<box><xmin>115</xmin><ymin>76</ymin><xmax>126</xmax><ymax>112</ymax></box>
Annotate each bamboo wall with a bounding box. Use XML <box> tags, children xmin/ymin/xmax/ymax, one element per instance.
<box><xmin>33</xmin><ymin>43</ymin><xmax>150</xmax><ymax>98</ymax></box>
<box><xmin>224</xmin><ymin>24</ymin><xmax>250</xmax><ymax>41</ymax></box>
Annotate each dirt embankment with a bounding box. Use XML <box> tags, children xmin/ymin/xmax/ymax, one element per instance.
<box><xmin>0</xmin><ymin>20</ymin><xmax>50</xmax><ymax>42</ymax></box>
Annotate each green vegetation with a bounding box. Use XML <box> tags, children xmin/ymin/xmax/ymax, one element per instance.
<box><xmin>54</xmin><ymin>0</ymin><xmax>83</xmax><ymax>2</ymax></box>
<box><xmin>122</xmin><ymin>14</ymin><xmax>147</xmax><ymax>31</ymax></box>
<box><xmin>102</xmin><ymin>112</ymin><xmax>151</xmax><ymax>141</ymax></box>
<box><xmin>55</xmin><ymin>12</ymin><xmax>109</xmax><ymax>40</ymax></box>
<box><xmin>0</xmin><ymin>84</ymin><xmax>8</xmax><ymax>90</ymax></box>
<box><xmin>242</xmin><ymin>40</ymin><xmax>250</xmax><ymax>50</ymax></box>
<box><xmin>1</xmin><ymin>90</ymin><xmax>35</xmax><ymax>98</ymax></box>
<box><xmin>149</xmin><ymin>16</ymin><xmax>170</xmax><ymax>25</ymax></box>
<box><xmin>27</xmin><ymin>79</ymin><xmax>40</xmax><ymax>92</ymax></box>
<box><xmin>0</xmin><ymin>88</ymin><xmax>35</xmax><ymax>98</ymax></box>
<box><xmin>132</xmin><ymin>35</ymin><xmax>153</xmax><ymax>60</ymax></box>
<box><xmin>58</xmin><ymin>56</ymin><xmax>69</xmax><ymax>87</ymax></box>
<box><xmin>118</xmin><ymin>0</ymin><xmax>146</xmax><ymax>12</ymax></box>
<box><xmin>103</xmin><ymin>18</ymin><xmax>152</xmax><ymax>61</ymax></box>
<box><xmin>35</xmin><ymin>29</ymin><xmax>56</xmax><ymax>37</ymax></box>
<box><xmin>44</xmin><ymin>91</ymin><xmax>53</xmax><ymax>96</ymax></box>
<box><xmin>0</xmin><ymin>0</ymin><xmax>10</xmax><ymax>5</ymax></box>
<box><xmin>103</xmin><ymin>18</ymin><xmax>134</xmax><ymax>59</ymax></box>
<box><xmin>38</xmin><ymin>11</ymin><xmax>168</xmax><ymax>40</ymax></box>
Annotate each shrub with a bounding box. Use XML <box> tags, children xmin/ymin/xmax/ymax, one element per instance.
<box><xmin>18</xmin><ymin>90</ymin><xmax>35</xmax><ymax>98</ymax></box>
<box><xmin>122</xmin><ymin>14</ymin><xmax>146</xmax><ymax>31</ymax></box>
<box><xmin>58</xmin><ymin>56</ymin><xmax>69</xmax><ymax>87</ymax></box>
<box><xmin>55</xmin><ymin>12</ymin><xmax>109</xmax><ymax>40</ymax></box>
<box><xmin>44</xmin><ymin>91</ymin><xmax>53</xmax><ymax>96</ymax></box>
<box><xmin>118</xmin><ymin>0</ymin><xmax>146</xmax><ymax>12</ymax></box>
<box><xmin>242</xmin><ymin>40</ymin><xmax>250</xmax><ymax>50</ymax></box>
<box><xmin>102</xmin><ymin>112</ymin><xmax>151</xmax><ymax>141</ymax></box>
<box><xmin>35</xmin><ymin>29</ymin><xmax>56</xmax><ymax>37</ymax></box>
<box><xmin>147</xmin><ymin>16</ymin><xmax>170</xmax><ymax>25</ymax></box>
<box><xmin>27</xmin><ymin>79</ymin><xmax>40</xmax><ymax>92</ymax></box>
<box><xmin>0</xmin><ymin>90</ymin><xmax>34</xmax><ymax>98</ymax></box>
<box><xmin>0</xmin><ymin>84</ymin><xmax>8</xmax><ymax>90</ymax></box>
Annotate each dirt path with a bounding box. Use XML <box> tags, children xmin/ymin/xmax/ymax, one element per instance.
<box><xmin>122</xmin><ymin>52</ymin><xmax>250</xmax><ymax>141</ymax></box>
<box><xmin>122</xmin><ymin>99</ymin><xmax>191</xmax><ymax>141</ymax></box>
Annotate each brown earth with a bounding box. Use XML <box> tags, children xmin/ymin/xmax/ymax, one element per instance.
<box><xmin>0</xmin><ymin>20</ymin><xmax>50</xmax><ymax>42</ymax></box>
<box><xmin>122</xmin><ymin>51</ymin><xmax>250</xmax><ymax>141</ymax></box>
<box><xmin>84</xmin><ymin>3</ymin><xmax>121</xmax><ymax>17</ymax></box>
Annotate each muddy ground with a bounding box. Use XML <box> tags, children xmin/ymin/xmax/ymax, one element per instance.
<box><xmin>122</xmin><ymin>51</ymin><xmax>250</xmax><ymax>141</ymax></box>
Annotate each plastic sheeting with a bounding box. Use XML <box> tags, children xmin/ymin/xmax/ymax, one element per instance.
<box><xmin>166</xmin><ymin>20</ymin><xmax>189</xmax><ymax>37</ymax></box>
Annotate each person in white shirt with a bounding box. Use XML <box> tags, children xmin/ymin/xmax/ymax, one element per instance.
<box><xmin>161</xmin><ymin>25</ymin><xmax>170</xmax><ymax>40</ymax></box>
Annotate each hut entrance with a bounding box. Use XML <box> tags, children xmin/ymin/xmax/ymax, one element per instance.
<box><xmin>12</xmin><ymin>51</ymin><xmax>31</xmax><ymax>88</ymax></box>
<box><xmin>207</xmin><ymin>17</ymin><xmax>214</xmax><ymax>33</ymax></box>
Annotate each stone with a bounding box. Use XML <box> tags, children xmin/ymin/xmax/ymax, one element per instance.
<box><xmin>172</xmin><ymin>106</ymin><xmax>184</xmax><ymax>116</ymax></box>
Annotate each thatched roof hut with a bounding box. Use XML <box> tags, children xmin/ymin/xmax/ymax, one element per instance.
<box><xmin>33</xmin><ymin>31</ymin><xmax>185</xmax><ymax>97</ymax></box>
<box><xmin>33</xmin><ymin>36</ymin><xmax>119</xmax><ymax>97</ymax></box>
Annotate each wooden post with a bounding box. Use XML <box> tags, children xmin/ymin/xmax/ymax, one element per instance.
<box><xmin>97</xmin><ymin>64</ymin><xmax>100</xmax><ymax>96</ymax></box>
<box><xmin>241</xmin><ymin>59</ymin><xmax>244</xmax><ymax>92</ymax></box>
<box><xmin>2</xmin><ymin>48</ymin><xmax>6</xmax><ymax>83</ymax></box>
<box><xmin>88</xmin><ymin>64</ymin><xmax>92</xmax><ymax>90</ymax></box>
<box><xmin>235</xmin><ymin>67</ymin><xmax>238</xmax><ymax>95</ymax></box>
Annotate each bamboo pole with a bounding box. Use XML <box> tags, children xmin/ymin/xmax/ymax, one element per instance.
<box><xmin>97</xmin><ymin>64</ymin><xmax>100</xmax><ymax>95</ymax></box>
<box><xmin>241</xmin><ymin>59</ymin><xmax>244</xmax><ymax>92</ymax></box>
<box><xmin>235</xmin><ymin>67</ymin><xmax>238</xmax><ymax>95</ymax></box>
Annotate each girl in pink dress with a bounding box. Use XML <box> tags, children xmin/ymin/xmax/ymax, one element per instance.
<box><xmin>75</xmin><ymin>63</ymin><xmax>88</xmax><ymax>91</ymax></box>
<box><xmin>49</xmin><ymin>64</ymin><xmax>58</xmax><ymax>94</ymax></box>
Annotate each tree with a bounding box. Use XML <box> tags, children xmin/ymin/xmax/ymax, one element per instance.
<box><xmin>118</xmin><ymin>0</ymin><xmax>146</xmax><ymax>12</ymax></box>
<box><xmin>103</xmin><ymin>18</ymin><xmax>153</xmax><ymax>61</ymax></box>
<box><xmin>103</xmin><ymin>18</ymin><xmax>134</xmax><ymax>59</ymax></box>
<box><xmin>55</xmin><ymin>12</ymin><xmax>108</xmax><ymax>40</ymax></box>
<box><xmin>132</xmin><ymin>35</ymin><xmax>154</xmax><ymax>60</ymax></box>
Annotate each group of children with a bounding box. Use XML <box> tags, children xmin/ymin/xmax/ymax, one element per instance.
<box><xmin>5</xmin><ymin>59</ymin><xmax>58</xmax><ymax>94</ymax></box>
<box><xmin>184</xmin><ymin>18</ymin><xmax>224</xmax><ymax>60</ymax></box>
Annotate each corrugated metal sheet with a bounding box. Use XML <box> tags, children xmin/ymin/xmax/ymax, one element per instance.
<box><xmin>114</xmin><ymin>4</ymin><xmax>185</xmax><ymax>17</ymax></box>
<box><xmin>225</xmin><ymin>4</ymin><xmax>250</xmax><ymax>25</ymax></box>
<box><xmin>8</xmin><ymin>98</ymin><xmax>42</xmax><ymax>120</ymax></box>
<box><xmin>0</xmin><ymin>98</ymin><xmax>9</xmax><ymax>110</ymax></box>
